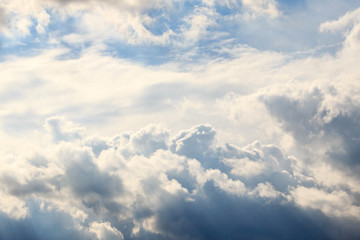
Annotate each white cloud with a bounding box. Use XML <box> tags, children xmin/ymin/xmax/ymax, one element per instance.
<box><xmin>320</xmin><ymin>7</ymin><xmax>360</xmax><ymax>54</ymax></box>
<box><xmin>224</xmin><ymin>157</ymin><xmax>265</xmax><ymax>178</ymax></box>
<box><xmin>45</xmin><ymin>116</ymin><xmax>85</xmax><ymax>143</ymax></box>
<box><xmin>0</xmin><ymin>0</ymin><xmax>284</xmax><ymax>46</ymax></box>
<box><xmin>242</xmin><ymin>0</ymin><xmax>281</xmax><ymax>19</ymax></box>
<box><xmin>251</xmin><ymin>182</ymin><xmax>283</xmax><ymax>199</ymax></box>
<box><xmin>89</xmin><ymin>222</ymin><xmax>124</xmax><ymax>240</ymax></box>
<box><xmin>320</xmin><ymin>7</ymin><xmax>360</xmax><ymax>33</ymax></box>
<box><xmin>291</xmin><ymin>187</ymin><xmax>360</xmax><ymax>220</ymax></box>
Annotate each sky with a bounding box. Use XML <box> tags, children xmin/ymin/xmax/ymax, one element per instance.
<box><xmin>1</xmin><ymin>0</ymin><xmax>360</xmax><ymax>239</ymax></box>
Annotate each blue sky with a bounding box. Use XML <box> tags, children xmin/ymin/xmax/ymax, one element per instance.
<box><xmin>1</xmin><ymin>0</ymin><xmax>360</xmax><ymax>239</ymax></box>
<box><xmin>1</xmin><ymin>0</ymin><xmax>359</xmax><ymax>62</ymax></box>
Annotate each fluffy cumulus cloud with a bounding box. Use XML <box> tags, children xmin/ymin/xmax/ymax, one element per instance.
<box><xmin>1</xmin><ymin>0</ymin><xmax>360</xmax><ymax>240</ymax></box>
<box><xmin>0</xmin><ymin>115</ymin><xmax>359</xmax><ymax>239</ymax></box>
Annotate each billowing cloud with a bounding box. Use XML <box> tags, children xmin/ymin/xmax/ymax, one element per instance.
<box><xmin>0</xmin><ymin>116</ymin><xmax>360</xmax><ymax>239</ymax></box>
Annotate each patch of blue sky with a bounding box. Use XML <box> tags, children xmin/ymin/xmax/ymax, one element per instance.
<box><xmin>0</xmin><ymin>13</ymin><xmax>89</xmax><ymax>61</ymax></box>
<box><xmin>0</xmin><ymin>23</ymin><xmax>47</xmax><ymax>61</ymax></box>
<box><xmin>101</xmin><ymin>23</ymin><xmax>239</xmax><ymax>65</ymax></box>
<box><xmin>144</xmin><ymin>0</ymin><xmax>202</xmax><ymax>36</ymax></box>
<box><xmin>276</xmin><ymin>0</ymin><xmax>306</xmax><ymax>9</ymax></box>
<box><xmin>209</xmin><ymin>9</ymin><xmax>342</xmax><ymax>54</ymax></box>
<box><xmin>214</xmin><ymin>3</ymin><xmax>232</xmax><ymax>16</ymax></box>
<box><xmin>0</xmin><ymin>13</ymin><xmax>67</xmax><ymax>52</ymax></box>
<box><xmin>183</xmin><ymin>0</ymin><xmax>203</xmax><ymax>11</ymax></box>
<box><xmin>102</xmin><ymin>39</ymin><xmax>171</xmax><ymax>65</ymax></box>
<box><xmin>55</xmin><ymin>41</ymin><xmax>92</xmax><ymax>61</ymax></box>
<box><xmin>46</xmin><ymin>14</ymin><xmax>82</xmax><ymax>37</ymax></box>
<box><xmin>1</xmin><ymin>0</ymin><xmax>358</xmax><ymax>64</ymax></box>
<box><xmin>144</xmin><ymin>10</ymin><xmax>173</xmax><ymax>36</ymax></box>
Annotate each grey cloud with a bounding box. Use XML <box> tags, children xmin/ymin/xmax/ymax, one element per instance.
<box><xmin>128</xmin><ymin>124</ymin><xmax>169</xmax><ymax>157</ymax></box>
<box><xmin>218</xmin><ymin>141</ymin><xmax>314</xmax><ymax>192</ymax></box>
<box><xmin>260</xmin><ymin>88</ymin><xmax>323</xmax><ymax>142</ymax></box>
<box><xmin>324</xmin><ymin>112</ymin><xmax>360</xmax><ymax>171</ymax></box>
<box><xmin>59</xmin><ymin>146</ymin><xmax>123</xmax><ymax>199</ymax></box>
<box><xmin>1</xmin><ymin>118</ymin><xmax>360</xmax><ymax>240</ymax></box>
<box><xmin>1</xmin><ymin>175</ymin><xmax>53</xmax><ymax>197</ymax></box>
<box><xmin>0</xmin><ymin>7</ymin><xmax>7</xmax><ymax>28</ymax></box>
<box><xmin>261</xmin><ymin>85</ymin><xmax>360</xmax><ymax>176</ymax></box>
<box><xmin>86</xmin><ymin>138</ymin><xmax>110</xmax><ymax>157</ymax></box>
<box><xmin>170</xmin><ymin>124</ymin><xmax>216</xmax><ymax>160</ymax></box>
<box><xmin>169</xmin><ymin>124</ymin><xmax>313</xmax><ymax>193</ymax></box>
<box><xmin>27</xmin><ymin>154</ymin><xmax>49</xmax><ymax>168</ymax></box>
<box><xmin>0</xmin><ymin>200</ymin><xmax>91</xmax><ymax>240</ymax></box>
<box><xmin>2</xmin><ymin>111</ymin><xmax>43</xmax><ymax>135</ymax></box>
<box><xmin>115</xmin><ymin>124</ymin><xmax>169</xmax><ymax>157</ymax></box>
<box><xmin>151</xmin><ymin>181</ymin><xmax>346</xmax><ymax>240</ymax></box>
<box><xmin>45</xmin><ymin>116</ymin><xmax>85</xmax><ymax>142</ymax></box>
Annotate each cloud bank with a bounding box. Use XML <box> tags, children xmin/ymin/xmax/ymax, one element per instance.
<box><xmin>0</xmin><ymin>116</ymin><xmax>359</xmax><ymax>240</ymax></box>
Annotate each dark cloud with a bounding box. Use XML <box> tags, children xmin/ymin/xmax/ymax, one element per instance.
<box><xmin>260</xmin><ymin>88</ymin><xmax>323</xmax><ymax>143</ymax></box>
<box><xmin>261</xmin><ymin>85</ymin><xmax>360</xmax><ymax>176</ymax></box>
<box><xmin>152</xmin><ymin>181</ymin><xmax>338</xmax><ymax>240</ymax></box>
<box><xmin>0</xmin><ymin>201</ymin><xmax>91</xmax><ymax>240</ymax></box>
<box><xmin>324</xmin><ymin>112</ymin><xmax>360</xmax><ymax>172</ymax></box>
<box><xmin>0</xmin><ymin>118</ymin><xmax>360</xmax><ymax>240</ymax></box>
<box><xmin>1</xmin><ymin>175</ymin><xmax>52</xmax><ymax>197</ymax></box>
<box><xmin>62</xmin><ymin>148</ymin><xmax>122</xmax><ymax>198</ymax></box>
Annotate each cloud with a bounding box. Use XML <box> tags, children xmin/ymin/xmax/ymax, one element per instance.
<box><xmin>1</xmin><ymin>117</ymin><xmax>360</xmax><ymax>239</ymax></box>
<box><xmin>0</xmin><ymin>0</ymin><xmax>286</xmax><ymax>50</ymax></box>
<box><xmin>0</xmin><ymin>0</ymin><xmax>210</xmax><ymax>46</ymax></box>
<box><xmin>242</xmin><ymin>0</ymin><xmax>281</xmax><ymax>19</ymax></box>
<box><xmin>90</xmin><ymin>221</ymin><xmax>124</xmax><ymax>240</ymax></box>
<box><xmin>291</xmin><ymin>187</ymin><xmax>360</xmax><ymax>219</ymax></box>
<box><xmin>0</xmin><ymin>7</ymin><xmax>7</xmax><ymax>29</ymax></box>
<box><xmin>114</xmin><ymin>124</ymin><xmax>169</xmax><ymax>158</ymax></box>
<box><xmin>1</xmin><ymin>2</ymin><xmax>360</xmax><ymax>239</ymax></box>
<box><xmin>50</xmin><ymin>0</ymin><xmax>173</xmax><ymax>11</ymax></box>
<box><xmin>0</xmin><ymin>200</ymin><xmax>92</xmax><ymax>240</ymax></box>
<box><xmin>320</xmin><ymin>6</ymin><xmax>360</xmax><ymax>53</ymax></box>
<box><xmin>45</xmin><ymin>116</ymin><xmax>85</xmax><ymax>143</ymax></box>
<box><xmin>320</xmin><ymin>7</ymin><xmax>360</xmax><ymax>33</ymax></box>
<box><xmin>261</xmin><ymin>83</ymin><xmax>360</xmax><ymax>178</ymax></box>
<box><xmin>170</xmin><ymin>124</ymin><xmax>216</xmax><ymax>160</ymax></box>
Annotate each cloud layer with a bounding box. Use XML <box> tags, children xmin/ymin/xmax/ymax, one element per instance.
<box><xmin>1</xmin><ymin>116</ymin><xmax>360</xmax><ymax>240</ymax></box>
